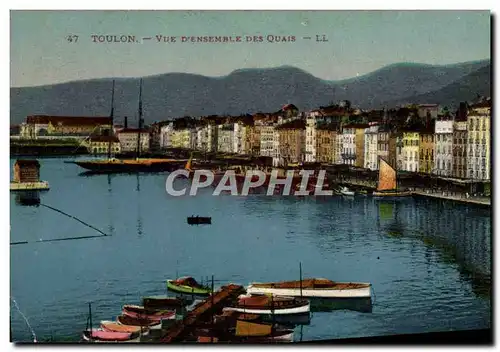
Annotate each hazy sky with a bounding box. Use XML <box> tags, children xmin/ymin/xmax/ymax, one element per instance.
<box><xmin>10</xmin><ymin>10</ymin><xmax>490</xmax><ymax>87</ymax></box>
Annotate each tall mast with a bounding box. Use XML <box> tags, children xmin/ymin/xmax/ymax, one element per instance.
<box><xmin>136</xmin><ymin>78</ymin><xmax>143</xmax><ymax>159</ymax></box>
<box><xmin>108</xmin><ymin>80</ymin><xmax>115</xmax><ymax>159</ymax></box>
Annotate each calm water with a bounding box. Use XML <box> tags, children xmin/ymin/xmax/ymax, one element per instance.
<box><xmin>10</xmin><ymin>157</ymin><xmax>491</xmax><ymax>342</ymax></box>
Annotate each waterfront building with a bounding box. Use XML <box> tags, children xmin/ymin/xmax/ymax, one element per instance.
<box><xmin>233</xmin><ymin>122</ymin><xmax>247</xmax><ymax>154</ymax></box>
<box><xmin>170</xmin><ymin>128</ymin><xmax>193</xmax><ymax>149</ymax></box>
<box><xmin>159</xmin><ymin>122</ymin><xmax>174</xmax><ymax>149</ymax></box>
<box><xmin>305</xmin><ymin>111</ymin><xmax>319</xmax><ymax>163</ymax></box>
<box><xmin>364</xmin><ymin>123</ymin><xmax>379</xmax><ymax>170</ymax></box>
<box><xmin>259</xmin><ymin>124</ymin><xmax>275</xmax><ymax>158</ymax></box>
<box><xmin>316</xmin><ymin>124</ymin><xmax>338</xmax><ymax>164</ymax></box>
<box><xmin>401</xmin><ymin>131</ymin><xmax>420</xmax><ymax>172</ymax></box>
<box><xmin>341</xmin><ymin>125</ymin><xmax>356</xmax><ymax>166</ymax></box>
<box><xmin>335</xmin><ymin>134</ymin><xmax>343</xmax><ymax>164</ymax></box>
<box><xmin>86</xmin><ymin>135</ymin><xmax>121</xmax><ymax>155</ymax></box>
<box><xmin>305</xmin><ymin>109</ymin><xmax>340</xmax><ymax>163</ymax></box>
<box><xmin>116</xmin><ymin>128</ymin><xmax>150</xmax><ymax>153</ymax></box>
<box><xmin>467</xmin><ymin>99</ymin><xmax>491</xmax><ymax>181</ymax></box>
<box><xmin>245</xmin><ymin>124</ymin><xmax>260</xmax><ymax>156</ymax></box>
<box><xmin>434</xmin><ymin>118</ymin><xmax>454</xmax><ymax>176</ymax></box>
<box><xmin>418</xmin><ymin>124</ymin><xmax>435</xmax><ymax>174</ymax></box>
<box><xmin>354</xmin><ymin>125</ymin><xmax>368</xmax><ymax>168</ymax></box>
<box><xmin>453</xmin><ymin>120</ymin><xmax>468</xmax><ymax>178</ymax></box>
<box><xmin>377</xmin><ymin>126</ymin><xmax>397</xmax><ymax>169</ymax></box>
<box><xmin>217</xmin><ymin>124</ymin><xmax>235</xmax><ymax>154</ymax></box>
<box><xmin>273</xmin><ymin>119</ymin><xmax>306</xmax><ymax>167</ymax></box>
<box><xmin>20</xmin><ymin>116</ymin><xmax>112</xmax><ymax>139</ymax></box>
<box><xmin>395</xmin><ymin>133</ymin><xmax>404</xmax><ymax>171</ymax></box>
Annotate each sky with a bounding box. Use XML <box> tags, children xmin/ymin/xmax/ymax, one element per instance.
<box><xmin>10</xmin><ymin>10</ymin><xmax>491</xmax><ymax>88</ymax></box>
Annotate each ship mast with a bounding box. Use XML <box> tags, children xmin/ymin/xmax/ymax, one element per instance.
<box><xmin>136</xmin><ymin>78</ymin><xmax>143</xmax><ymax>159</ymax></box>
<box><xmin>108</xmin><ymin>80</ymin><xmax>115</xmax><ymax>160</ymax></box>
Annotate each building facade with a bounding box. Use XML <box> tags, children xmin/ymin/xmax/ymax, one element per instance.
<box><xmin>20</xmin><ymin>116</ymin><xmax>112</xmax><ymax>138</ymax></box>
<box><xmin>401</xmin><ymin>131</ymin><xmax>419</xmax><ymax>172</ymax></box>
<box><xmin>87</xmin><ymin>135</ymin><xmax>121</xmax><ymax>155</ymax></box>
<box><xmin>116</xmin><ymin>129</ymin><xmax>150</xmax><ymax>153</ymax></box>
<box><xmin>217</xmin><ymin>124</ymin><xmax>234</xmax><ymax>154</ymax></box>
<box><xmin>341</xmin><ymin>126</ymin><xmax>356</xmax><ymax>166</ymax></box>
<box><xmin>273</xmin><ymin>120</ymin><xmax>306</xmax><ymax>167</ymax></box>
<box><xmin>467</xmin><ymin>100</ymin><xmax>491</xmax><ymax>180</ymax></box>
<box><xmin>160</xmin><ymin>122</ymin><xmax>174</xmax><ymax>149</ymax></box>
<box><xmin>259</xmin><ymin>124</ymin><xmax>275</xmax><ymax>158</ymax></box>
<box><xmin>434</xmin><ymin>119</ymin><xmax>454</xmax><ymax>176</ymax></box>
<box><xmin>316</xmin><ymin>125</ymin><xmax>337</xmax><ymax>164</ymax></box>
<box><xmin>452</xmin><ymin>120</ymin><xmax>467</xmax><ymax>178</ymax></box>
<box><xmin>354</xmin><ymin>125</ymin><xmax>368</xmax><ymax>168</ymax></box>
<box><xmin>377</xmin><ymin>127</ymin><xmax>397</xmax><ymax>169</ymax></box>
<box><xmin>364</xmin><ymin>123</ymin><xmax>379</xmax><ymax>170</ymax></box>
<box><xmin>418</xmin><ymin>130</ymin><xmax>434</xmax><ymax>174</ymax></box>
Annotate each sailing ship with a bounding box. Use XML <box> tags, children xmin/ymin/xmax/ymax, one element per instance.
<box><xmin>372</xmin><ymin>158</ymin><xmax>412</xmax><ymax>197</ymax></box>
<box><xmin>71</xmin><ymin>79</ymin><xmax>184</xmax><ymax>173</ymax></box>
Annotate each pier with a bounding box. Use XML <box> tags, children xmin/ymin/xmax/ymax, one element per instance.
<box><xmin>160</xmin><ymin>284</ymin><xmax>245</xmax><ymax>343</ymax></box>
<box><xmin>411</xmin><ymin>191</ymin><xmax>490</xmax><ymax>206</ymax></box>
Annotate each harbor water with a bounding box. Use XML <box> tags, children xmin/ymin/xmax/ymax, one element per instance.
<box><xmin>10</xmin><ymin>157</ymin><xmax>491</xmax><ymax>342</ymax></box>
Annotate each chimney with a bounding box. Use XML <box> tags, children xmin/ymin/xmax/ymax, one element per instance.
<box><xmin>124</xmin><ymin>116</ymin><xmax>128</xmax><ymax>129</ymax></box>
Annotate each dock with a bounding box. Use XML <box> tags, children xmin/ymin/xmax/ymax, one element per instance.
<box><xmin>10</xmin><ymin>181</ymin><xmax>50</xmax><ymax>191</ymax></box>
<box><xmin>160</xmin><ymin>284</ymin><xmax>245</xmax><ymax>343</ymax></box>
<box><xmin>412</xmin><ymin>191</ymin><xmax>490</xmax><ymax>206</ymax></box>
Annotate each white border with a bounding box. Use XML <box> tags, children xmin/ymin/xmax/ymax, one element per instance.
<box><xmin>3</xmin><ymin>3</ymin><xmax>497</xmax><ymax>352</ymax></box>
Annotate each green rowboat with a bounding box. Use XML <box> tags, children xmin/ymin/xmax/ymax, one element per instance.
<box><xmin>166</xmin><ymin>277</ymin><xmax>212</xmax><ymax>295</ymax></box>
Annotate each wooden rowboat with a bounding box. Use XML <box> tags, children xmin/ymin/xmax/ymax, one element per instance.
<box><xmin>116</xmin><ymin>315</ymin><xmax>162</xmax><ymax>329</ymax></box>
<box><xmin>223</xmin><ymin>294</ymin><xmax>310</xmax><ymax>315</ymax></box>
<box><xmin>167</xmin><ymin>276</ymin><xmax>212</xmax><ymax>295</ymax></box>
<box><xmin>122</xmin><ymin>305</ymin><xmax>175</xmax><ymax>321</ymax></box>
<box><xmin>142</xmin><ymin>296</ymin><xmax>185</xmax><ymax>309</ymax></box>
<box><xmin>246</xmin><ymin>278</ymin><xmax>371</xmax><ymax>298</ymax></box>
<box><xmin>82</xmin><ymin>329</ymin><xmax>137</xmax><ymax>342</ymax></box>
<box><xmin>100</xmin><ymin>321</ymin><xmax>146</xmax><ymax>334</ymax></box>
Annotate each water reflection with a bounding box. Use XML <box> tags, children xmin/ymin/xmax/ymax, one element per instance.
<box><xmin>136</xmin><ymin>174</ymin><xmax>143</xmax><ymax>237</ymax></box>
<box><xmin>310</xmin><ymin>297</ymin><xmax>372</xmax><ymax>313</ymax></box>
<box><xmin>14</xmin><ymin>191</ymin><xmax>41</xmax><ymax>207</ymax></box>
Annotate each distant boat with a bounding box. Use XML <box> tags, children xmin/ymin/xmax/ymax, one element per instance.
<box><xmin>122</xmin><ymin>305</ymin><xmax>175</xmax><ymax>321</ymax></box>
<box><xmin>372</xmin><ymin>158</ymin><xmax>412</xmax><ymax>197</ymax></box>
<box><xmin>167</xmin><ymin>276</ymin><xmax>212</xmax><ymax>295</ymax></box>
<box><xmin>339</xmin><ymin>187</ymin><xmax>355</xmax><ymax>196</ymax></box>
<box><xmin>223</xmin><ymin>294</ymin><xmax>310</xmax><ymax>315</ymax></box>
<box><xmin>246</xmin><ymin>278</ymin><xmax>371</xmax><ymax>298</ymax></box>
<box><xmin>187</xmin><ymin>216</ymin><xmax>212</xmax><ymax>225</ymax></box>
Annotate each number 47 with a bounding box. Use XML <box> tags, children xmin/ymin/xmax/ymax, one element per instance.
<box><xmin>67</xmin><ymin>35</ymin><xmax>79</xmax><ymax>43</ymax></box>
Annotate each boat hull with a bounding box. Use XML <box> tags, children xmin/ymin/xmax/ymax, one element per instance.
<box><xmin>122</xmin><ymin>305</ymin><xmax>175</xmax><ymax>321</ymax></box>
<box><xmin>167</xmin><ymin>280</ymin><xmax>211</xmax><ymax>295</ymax></box>
<box><xmin>72</xmin><ymin>159</ymin><xmax>184</xmax><ymax>173</ymax></box>
<box><xmin>246</xmin><ymin>285</ymin><xmax>371</xmax><ymax>298</ymax></box>
<box><xmin>222</xmin><ymin>302</ymin><xmax>310</xmax><ymax>315</ymax></box>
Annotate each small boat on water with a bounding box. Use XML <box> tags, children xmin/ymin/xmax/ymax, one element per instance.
<box><xmin>372</xmin><ymin>158</ymin><xmax>412</xmax><ymax>197</ymax></box>
<box><xmin>142</xmin><ymin>295</ymin><xmax>186</xmax><ymax>309</ymax></box>
<box><xmin>195</xmin><ymin>320</ymin><xmax>294</xmax><ymax>343</ymax></box>
<box><xmin>187</xmin><ymin>216</ymin><xmax>212</xmax><ymax>225</ymax></box>
<box><xmin>167</xmin><ymin>276</ymin><xmax>212</xmax><ymax>295</ymax></box>
<box><xmin>223</xmin><ymin>294</ymin><xmax>310</xmax><ymax>315</ymax></box>
<box><xmin>339</xmin><ymin>187</ymin><xmax>355</xmax><ymax>196</ymax></box>
<box><xmin>100</xmin><ymin>321</ymin><xmax>145</xmax><ymax>334</ymax></box>
<box><xmin>246</xmin><ymin>278</ymin><xmax>371</xmax><ymax>298</ymax></box>
<box><xmin>116</xmin><ymin>315</ymin><xmax>162</xmax><ymax>329</ymax></box>
<box><xmin>82</xmin><ymin>329</ymin><xmax>138</xmax><ymax>342</ymax></box>
<box><xmin>122</xmin><ymin>305</ymin><xmax>175</xmax><ymax>321</ymax></box>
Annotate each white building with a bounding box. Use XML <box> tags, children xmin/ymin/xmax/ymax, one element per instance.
<box><xmin>116</xmin><ymin>128</ymin><xmax>150</xmax><ymax>153</ymax></box>
<box><xmin>434</xmin><ymin>119</ymin><xmax>454</xmax><ymax>176</ymax></box>
<box><xmin>341</xmin><ymin>126</ymin><xmax>356</xmax><ymax>166</ymax></box>
<box><xmin>335</xmin><ymin>134</ymin><xmax>343</xmax><ymax>164</ymax></box>
<box><xmin>467</xmin><ymin>99</ymin><xmax>491</xmax><ymax>180</ymax></box>
<box><xmin>159</xmin><ymin>122</ymin><xmax>174</xmax><ymax>149</ymax></box>
<box><xmin>259</xmin><ymin>124</ymin><xmax>275</xmax><ymax>157</ymax></box>
<box><xmin>233</xmin><ymin>122</ymin><xmax>247</xmax><ymax>154</ymax></box>
<box><xmin>305</xmin><ymin>112</ymin><xmax>319</xmax><ymax>163</ymax></box>
<box><xmin>217</xmin><ymin>124</ymin><xmax>234</xmax><ymax>153</ymax></box>
<box><xmin>363</xmin><ymin>123</ymin><xmax>379</xmax><ymax>170</ymax></box>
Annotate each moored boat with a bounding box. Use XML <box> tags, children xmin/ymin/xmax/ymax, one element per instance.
<box><xmin>167</xmin><ymin>276</ymin><xmax>212</xmax><ymax>295</ymax></box>
<box><xmin>339</xmin><ymin>187</ymin><xmax>355</xmax><ymax>196</ymax></box>
<box><xmin>82</xmin><ymin>328</ymin><xmax>137</xmax><ymax>342</ymax></box>
<box><xmin>187</xmin><ymin>216</ymin><xmax>212</xmax><ymax>225</ymax></box>
<box><xmin>122</xmin><ymin>305</ymin><xmax>175</xmax><ymax>321</ymax></box>
<box><xmin>116</xmin><ymin>314</ymin><xmax>162</xmax><ymax>329</ymax></box>
<box><xmin>372</xmin><ymin>158</ymin><xmax>412</xmax><ymax>197</ymax></box>
<box><xmin>142</xmin><ymin>295</ymin><xmax>185</xmax><ymax>309</ymax></box>
<box><xmin>100</xmin><ymin>321</ymin><xmax>145</xmax><ymax>334</ymax></box>
<box><xmin>223</xmin><ymin>294</ymin><xmax>310</xmax><ymax>315</ymax></box>
<box><xmin>246</xmin><ymin>278</ymin><xmax>371</xmax><ymax>298</ymax></box>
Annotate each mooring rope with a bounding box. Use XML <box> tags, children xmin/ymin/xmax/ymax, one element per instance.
<box><xmin>11</xmin><ymin>298</ymin><xmax>37</xmax><ymax>343</ymax></box>
<box><xmin>10</xmin><ymin>203</ymin><xmax>110</xmax><ymax>245</ymax></box>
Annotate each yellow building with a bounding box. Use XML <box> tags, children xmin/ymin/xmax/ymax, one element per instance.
<box><xmin>86</xmin><ymin>136</ymin><xmax>121</xmax><ymax>155</ymax></box>
<box><xmin>244</xmin><ymin>124</ymin><xmax>261</xmax><ymax>156</ymax></box>
<box><xmin>354</xmin><ymin>125</ymin><xmax>368</xmax><ymax>168</ymax></box>
<box><xmin>316</xmin><ymin>125</ymin><xmax>337</xmax><ymax>164</ymax></box>
<box><xmin>274</xmin><ymin>119</ymin><xmax>306</xmax><ymax>166</ymax></box>
<box><xmin>418</xmin><ymin>129</ymin><xmax>434</xmax><ymax>174</ymax></box>
<box><xmin>170</xmin><ymin>129</ymin><xmax>192</xmax><ymax>149</ymax></box>
<box><xmin>402</xmin><ymin>131</ymin><xmax>419</xmax><ymax>172</ymax></box>
<box><xmin>467</xmin><ymin>99</ymin><xmax>491</xmax><ymax>180</ymax></box>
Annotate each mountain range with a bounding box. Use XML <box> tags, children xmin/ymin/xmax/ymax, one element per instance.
<box><xmin>10</xmin><ymin>59</ymin><xmax>490</xmax><ymax>125</ymax></box>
